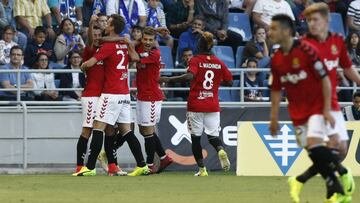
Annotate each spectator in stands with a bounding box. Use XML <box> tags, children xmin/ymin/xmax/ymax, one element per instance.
<box><xmin>24</xmin><ymin>26</ymin><xmax>56</xmax><ymax>68</ymax></box>
<box><xmin>0</xmin><ymin>0</ymin><xmax>27</xmax><ymax>48</ymax></box>
<box><xmin>343</xmin><ymin>91</ymin><xmax>360</xmax><ymax>121</ymax></box>
<box><xmin>146</xmin><ymin>0</ymin><xmax>173</xmax><ymax>48</ymax></box>
<box><xmin>243</xmin><ymin>58</ymin><xmax>264</xmax><ymax>102</ymax></box>
<box><xmin>346</xmin><ymin>31</ymin><xmax>360</xmax><ymax>66</ymax></box>
<box><xmin>13</xmin><ymin>0</ymin><xmax>56</xmax><ymax>40</ymax></box>
<box><xmin>54</xmin><ymin>18</ymin><xmax>85</xmax><ymax>65</ymax></box>
<box><xmin>0</xmin><ymin>46</ymin><xmax>34</xmax><ymax>100</ymax></box>
<box><xmin>173</xmin><ymin>48</ymin><xmax>193</xmax><ymax>100</ymax></box>
<box><xmin>130</xmin><ymin>25</ymin><xmax>143</xmax><ymax>43</ymax></box>
<box><xmin>59</xmin><ymin>50</ymin><xmax>85</xmax><ymax>101</ymax></box>
<box><xmin>177</xmin><ymin>16</ymin><xmax>204</xmax><ymax>60</ymax></box>
<box><xmin>47</xmin><ymin>0</ymin><xmax>84</xmax><ymax>33</ymax></box>
<box><xmin>96</xmin><ymin>13</ymin><xmax>108</xmax><ymax>31</ymax></box>
<box><xmin>242</xmin><ymin>26</ymin><xmax>270</xmax><ymax>68</ymax></box>
<box><xmin>0</xmin><ymin>26</ymin><xmax>18</xmax><ymax>65</ymax></box>
<box><xmin>196</xmin><ymin>0</ymin><xmax>243</xmax><ymax>53</ymax></box>
<box><xmin>347</xmin><ymin>0</ymin><xmax>360</xmax><ymax>33</ymax></box>
<box><xmin>228</xmin><ymin>0</ymin><xmax>256</xmax><ymax>15</ymax></box>
<box><xmin>252</xmin><ymin>0</ymin><xmax>295</xmax><ymax>31</ymax></box>
<box><xmin>31</xmin><ymin>53</ymin><xmax>62</xmax><ymax>101</ymax></box>
<box><xmin>106</xmin><ymin>0</ymin><xmax>146</xmax><ymax>34</ymax></box>
<box><xmin>291</xmin><ymin>0</ymin><xmax>312</xmax><ymax>35</ymax></box>
<box><xmin>81</xmin><ymin>0</ymin><xmax>107</xmax><ymax>40</ymax></box>
<box><xmin>166</xmin><ymin>0</ymin><xmax>197</xmax><ymax>38</ymax></box>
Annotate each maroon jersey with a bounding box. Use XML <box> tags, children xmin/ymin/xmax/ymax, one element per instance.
<box><xmin>93</xmin><ymin>42</ymin><xmax>130</xmax><ymax>94</ymax></box>
<box><xmin>135</xmin><ymin>44</ymin><xmax>164</xmax><ymax>101</ymax></box>
<box><xmin>82</xmin><ymin>46</ymin><xmax>104</xmax><ymax>97</ymax></box>
<box><xmin>302</xmin><ymin>32</ymin><xmax>352</xmax><ymax>111</ymax></box>
<box><xmin>271</xmin><ymin>40</ymin><xmax>328</xmax><ymax>126</ymax></box>
<box><xmin>187</xmin><ymin>54</ymin><xmax>233</xmax><ymax>112</ymax></box>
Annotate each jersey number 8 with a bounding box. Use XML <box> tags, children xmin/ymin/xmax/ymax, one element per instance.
<box><xmin>203</xmin><ymin>70</ymin><xmax>214</xmax><ymax>90</ymax></box>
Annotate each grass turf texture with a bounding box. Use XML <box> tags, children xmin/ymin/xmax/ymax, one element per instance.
<box><xmin>0</xmin><ymin>172</ymin><xmax>359</xmax><ymax>203</ymax></box>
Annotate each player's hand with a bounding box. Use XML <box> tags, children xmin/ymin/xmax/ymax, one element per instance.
<box><xmin>323</xmin><ymin>110</ymin><xmax>335</xmax><ymax>128</ymax></box>
<box><xmin>269</xmin><ymin>119</ymin><xmax>279</xmax><ymax>137</ymax></box>
<box><xmin>159</xmin><ymin>77</ymin><xmax>170</xmax><ymax>84</ymax></box>
<box><xmin>90</xmin><ymin>15</ymin><xmax>98</xmax><ymax>25</ymax></box>
<box><xmin>80</xmin><ymin>62</ymin><xmax>89</xmax><ymax>72</ymax></box>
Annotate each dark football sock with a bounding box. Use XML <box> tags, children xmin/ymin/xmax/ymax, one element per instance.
<box><xmin>86</xmin><ymin>130</ymin><xmax>104</xmax><ymax>170</ymax></box>
<box><xmin>207</xmin><ymin>135</ymin><xmax>224</xmax><ymax>152</ymax></box>
<box><xmin>191</xmin><ymin>135</ymin><xmax>204</xmax><ymax>168</ymax></box>
<box><xmin>124</xmin><ymin>131</ymin><xmax>146</xmax><ymax>167</ymax></box>
<box><xmin>330</xmin><ymin>148</ymin><xmax>348</xmax><ymax>176</ymax></box>
<box><xmin>76</xmin><ymin>135</ymin><xmax>89</xmax><ymax>166</ymax></box>
<box><xmin>308</xmin><ymin>146</ymin><xmax>344</xmax><ymax>198</ymax></box>
<box><xmin>296</xmin><ymin>165</ymin><xmax>318</xmax><ymax>183</ymax></box>
<box><xmin>114</xmin><ymin>133</ymin><xmax>127</xmax><ymax>150</ymax></box>
<box><xmin>144</xmin><ymin>134</ymin><xmax>156</xmax><ymax>165</ymax></box>
<box><xmin>153</xmin><ymin>132</ymin><xmax>166</xmax><ymax>158</ymax></box>
<box><xmin>104</xmin><ymin>135</ymin><xmax>117</xmax><ymax>164</ymax></box>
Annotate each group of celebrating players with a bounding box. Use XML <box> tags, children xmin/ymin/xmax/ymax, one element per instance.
<box><xmin>71</xmin><ymin>12</ymin><xmax>231</xmax><ymax>178</ymax></box>
<box><xmin>70</xmin><ymin>2</ymin><xmax>356</xmax><ymax>202</ymax></box>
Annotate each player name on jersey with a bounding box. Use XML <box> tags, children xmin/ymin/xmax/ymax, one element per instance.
<box><xmin>199</xmin><ymin>63</ymin><xmax>222</xmax><ymax>69</ymax></box>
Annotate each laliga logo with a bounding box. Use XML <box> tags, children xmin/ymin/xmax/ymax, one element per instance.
<box><xmin>165</xmin><ymin>115</ymin><xmax>208</xmax><ymax>165</ymax></box>
<box><xmin>255</xmin><ymin>124</ymin><xmax>302</xmax><ymax>175</ymax></box>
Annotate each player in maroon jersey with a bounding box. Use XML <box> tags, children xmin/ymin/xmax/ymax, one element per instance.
<box><xmin>288</xmin><ymin>3</ymin><xmax>357</xmax><ymax>202</ymax></box>
<box><xmin>127</xmin><ymin>26</ymin><xmax>173</xmax><ymax>173</ymax></box>
<box><xmin>268</xmin><ymin>14</ymin><xmax>344</xmax><ymax>202</ymax></box>
<box><xmin>160</xmin><ymin>32</ymin><xmax>233</xmax><ymax>176</ymax></box>
<box><xmin>74</xmin><ymin>16</ymin><xmax>106</xmax><ymax>173</ymax></box>
<box><xmin>73</xmin><ymin>14</ymin><xmax>148</xmax><ymax>177</ymax></box>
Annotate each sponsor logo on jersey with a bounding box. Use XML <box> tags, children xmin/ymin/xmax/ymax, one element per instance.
<box><xmin>254</xmin><ymin>123</ymin><xmax>303</xmax><ymax>175</ymax></box>
<box><xmin>280</xmin><ymin>70</ymin><xmax>307</xmax><ymax>84</ymax></box>
<box><xmin>324</xmin><ymin>58</ymin><xmax>339</xmax><ymax>71</ymax></box>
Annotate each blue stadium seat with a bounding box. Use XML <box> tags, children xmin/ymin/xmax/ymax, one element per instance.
<box><xmin>329</xmin><ymin>13</ymin><xmax>345</xmax><ymax>37</ymax></box>
<box><xmin>159</xmin><ymin>46</ymin><xmax>174</xmax><ymax>76</ymax></box>
<box><xmin>228</xmin><ymin>13</ymin><xmax>253</xmax><ymax>41</ymax></box>
<box><xmin>219</xmin><ymin>88</ymin><xmax>232</xmax><ymax>102</ymax></box>
<box><xmin>235</xmin><ymin>46</ymin><xmax>245</xmax><ymax>68</ymax></box>
<box><xmin>212</xmin><ymin>46</ymin><xmax>235</xmax><ymax>69</ymax></box>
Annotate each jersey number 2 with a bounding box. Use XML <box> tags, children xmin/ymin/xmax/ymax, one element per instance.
<box><xmin>203</xmin><ymin>70</ymin><xmax>214</xmax><ymax>90</ymax></box>
<box><xmin>116</xmin><ymin>50</ymin><xmax>126</xmax><ymax>69</ymax></box>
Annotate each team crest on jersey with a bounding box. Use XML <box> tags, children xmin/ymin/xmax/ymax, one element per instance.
<box><xmin>292</xmin><ymin>58</ymin><xmax>300</xmax><ymax>69</ymax></box>
<box><xmin>331</xmin><ymin>44</ymin><xmax>338</xmax><ymax>55</ymax></box>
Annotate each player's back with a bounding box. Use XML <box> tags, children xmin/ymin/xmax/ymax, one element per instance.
<box><xmin>302</xmin><ymin>32</ymin><xmax>352</xmax><ymax>111</ymax></box>
<box><xmin>94</xmin><ymin>41</ymin><xmax>130</xmax><ymax>94</ymax></box>
<box><xmin>187</xmin><ymin>54</ymin><xmax>232</xmax><ymax>112</ymax></box>
<box><xmin>271</xmin><ymin>40</ymin><xmax>326</xmax><ymax>125</ymax></box>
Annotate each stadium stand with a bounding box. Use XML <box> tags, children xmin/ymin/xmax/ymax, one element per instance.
<box><xmin>212</xmin><ymin>46</ymin><xmax>235</xmax><ymax>69</ymax></box>
<box><xmin>329</xmin><ymin>12</ymin><xmax>346</xmax><ymax>36</ymax></box>
<box><xmin>159</xmin><ymin>46</ymin><xmax>174</xmax><ymax>76</ymax></box>
<box><xmin>228</xmin><ymin>13</ymin><xmax>253</xmax><ymax>41</ymax></box>
<box><xmin>235</xmin><ymin>46</ymin><xmax>245</xmax><ymax>69</ymax></box>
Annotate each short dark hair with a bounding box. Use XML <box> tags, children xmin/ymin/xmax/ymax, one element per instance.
<box><xmin>131</xmin><ymin>25</ymin><xmax>143</xmax><ymax>31</ymax></box>
<box><xmin>353</xmin><ymin>91</ymin><xmax>360</xmax><ymax>99</ymax></box>
<box><xmin>97</xmin><ymin>13</ymin><xmax>107</xmax><ymax>18</ymax></box>
<box><xmin>110</xmin><ymin>14</ymin><xmax>125</xmax><ymax>34</ymax></box>
<box><xmin>2</xmin><ymin>25</ymin><xmax>15</xmax><ymax>34</ymax></box>
<box><xmin>93</xmin><ymin>25</ymin><xmax>101</xmax><ymax>30</ymax></box>
<box><xmin>34</xmin><ymin>26</ymin><xmax>47</xmax><ymax>36</ymax></box>
<box><xmin>246</xmin><ymin>57</ymin><xmax>258</xmax><ymax>66</ymax></box>
<box><xmin>193</xmin><ymin>15</ymin><xmax>205</xmax><ymax>23</ymax></box>
<box><xmin>10</xmin><ymin>45</ymin><xmax>23</xmax><ymax>55</ymax></box>
<box><xmin>181</xmin><ymin>48</ymin><xmax>193</xmax><ymax>56</ymax></box>
<box><xmin>271</xmin><ymin>14</ymin><xmax>296</xmax><ymax>37</ymax></box>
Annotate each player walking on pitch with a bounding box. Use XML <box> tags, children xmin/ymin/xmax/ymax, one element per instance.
<box><xmin>160</xmin><ymin>32</ymin><xmax>232</xmax><ymax>176</ymax></box>
<box><xmin>268</xmin><ymin>14</ymin><xmax>345</xmax><ymax>202</ymax></box>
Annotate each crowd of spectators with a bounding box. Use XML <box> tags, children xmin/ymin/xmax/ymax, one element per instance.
<box><xmin>0</xmin><ymin>0</ymin><xmax>359</xmax><ymax>102</ymax></box>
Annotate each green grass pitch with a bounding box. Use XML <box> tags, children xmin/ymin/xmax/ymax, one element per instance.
<box><xmin>0</xmin><ymin>172</ymin><xmax>358</xmax><ymax>203</ymax></box>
